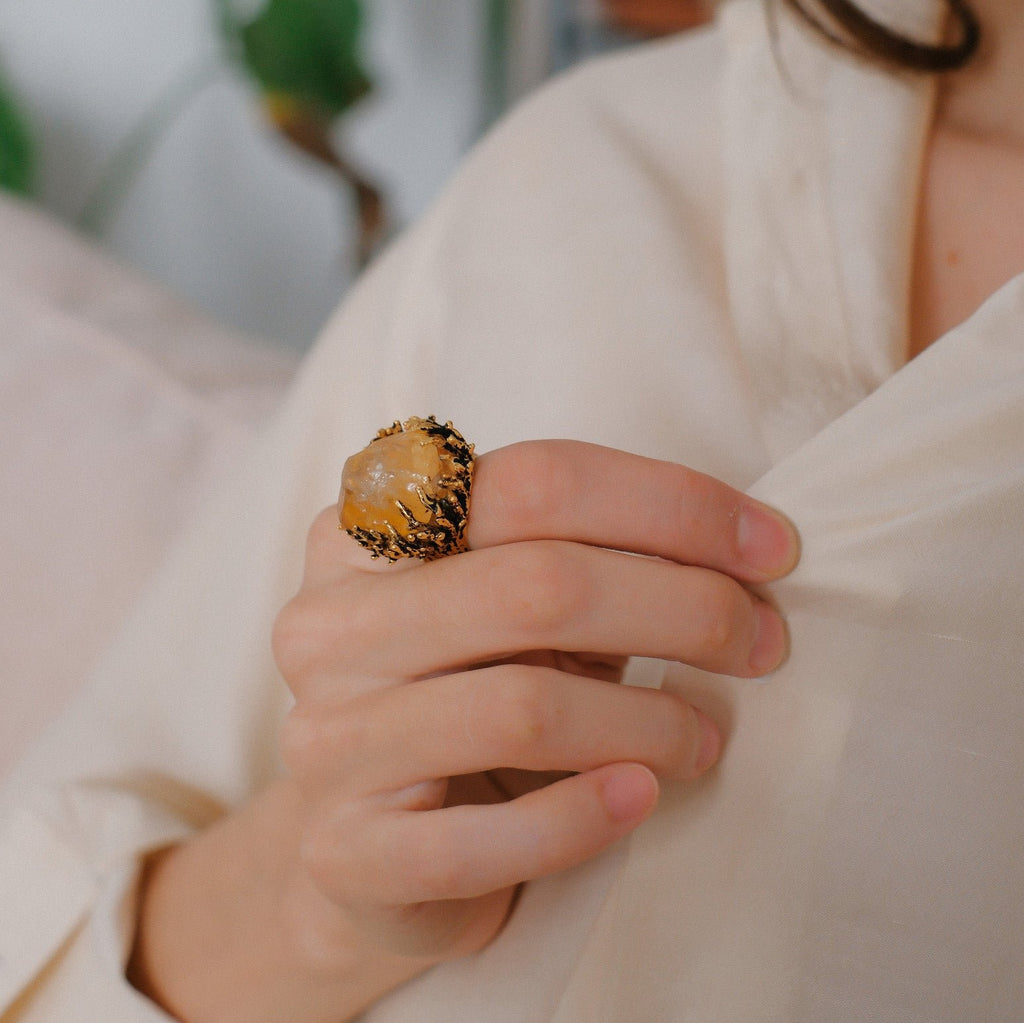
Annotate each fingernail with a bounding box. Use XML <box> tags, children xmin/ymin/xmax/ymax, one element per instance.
<box><xmin>737</xmin><ymin>504</ymin><xmax>800</xmax><ymax>579</ymax></box>
<box><xmin>693</xmin><ymin>710</ymin><xmax>722</xmax><ymax>774</ymax></box>
<box><xmin>601</xmin><ymin>765</ymin><xmax>658</xmax><ymax>824</ymax></box>
<box><xmin>748</xmin><ymin>601</ymin><xmax>787</xmax><ymax>676</ymax></box>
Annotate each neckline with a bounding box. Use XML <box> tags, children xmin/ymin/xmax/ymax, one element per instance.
<box><xmin>719</xmin><ymin>0</ymin><xmax>939</xmax><ymax>459</ymax></box>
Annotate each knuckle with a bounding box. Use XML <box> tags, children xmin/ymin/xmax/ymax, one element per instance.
<box><xmin>279</xmin><ymin>709</ymin><xmax>318</xmax><ymax>779</ymax></box>
<box><xmin>487</xmin><ymin>442</ymin><xmax>573</xmax><ymax>534</ymax></box>
<box><xmin>493</xmin><ymin>542</ymin><xmax>587</xmax><ymax>639</ymax></box>
<box><xmin>271</xmin><ymin>594</ymin><xmax>319</xmax><ymax>686</ymax></box>
<box><xmin>405</xmin><ymin>829</ymin><xmax>468</xmax><ymax>902</ymax></box>
<box><xmin>662</xmin><ymin>696</ymin><xmax>704</xmax><ymax>772</ymax></box>
<box><xmin>690</xmin><ymin>573</ymin><xmax>748</xmax><ymax>661</ymax></box>
<box><xmin>670</xmin><ymin>468</ymin><xmax>722</xmax><ymax>543</ymax></box>
<box><xmin>272</xmin><ymin>581</ymin><xmax>380</xmax><ymax>688</ymax></box>
<box><xmin>477</xmin><ymin>669</ymin><xmax>560</xmax><ymax>758</ymax></box>
<box><xmin>299</xmin><ymin>812</ymin><xmax>349</xmax><ymax>900</ymax></box>
<box><xmin>314</xmin><ymin>585</ymin><xmax>377</xmax><ymax>661</ymax></box>
<box><xmin>280</xmin><ymin>705</ymin><xmax>368</xmax><ymax>784</ymax></box>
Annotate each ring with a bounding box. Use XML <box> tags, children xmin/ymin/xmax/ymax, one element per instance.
<box><xmin>339</xmin><ymin>416</ymin><xmax>475</xmax><ymax>562</ymax></box>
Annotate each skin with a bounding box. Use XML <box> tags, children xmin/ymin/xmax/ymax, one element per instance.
<box><xmin>129</xmin><ymin>443</ymin><xmax>797</xmax><ymax>1022</ymax></box>
<box><xmin>600</xmin><ymin>0</ymin><xmax>713</xmax><ymax>34</ymax></box>
<box><xmin>129</xmin><ymin>2</ymin><xmax>1024</xmax><ymax>1019</ymax></box>
<box><xmin>909</xmin><ymin>0</ymin><xmax>1024</xmax><ymax>355</ymax></box>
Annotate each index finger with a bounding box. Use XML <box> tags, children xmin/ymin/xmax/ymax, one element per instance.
<box><xmin>465</xmin><ymin>441</ymin><xmax>798</xmax><ymax>583</ymax></box>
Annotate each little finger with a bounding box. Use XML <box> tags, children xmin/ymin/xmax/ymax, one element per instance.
<box><xmin>306</xmin><ymin>762</ymin><xmax>659</xmax><ymax>908</ymax></box>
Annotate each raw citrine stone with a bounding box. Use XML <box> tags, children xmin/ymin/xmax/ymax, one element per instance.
<box><xmin>339</xmin><ymin>416</ymin><xmax>473</xmax><ymax>561</ymax></box>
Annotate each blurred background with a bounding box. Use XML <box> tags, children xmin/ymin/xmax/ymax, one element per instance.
<box><xmin>0</xmin><ymin>0</ymin><xmax>709</xmax><ymax>351</ymax></box>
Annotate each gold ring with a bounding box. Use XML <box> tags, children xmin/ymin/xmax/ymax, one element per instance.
<box><xmin>339</xmin><ymin>416</ymin><xmax>475</xmax><ymax>562</ymax></box>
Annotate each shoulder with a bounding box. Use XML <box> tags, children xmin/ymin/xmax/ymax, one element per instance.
<box><xmin>454</xmin><ymin>22</ymin><xmax>730</xmax><ymax>207</ymax></box>
<box><xmin>410</xmin><ymin>20</ymin><xmax>734</xmax><ymax>292</ymax></box>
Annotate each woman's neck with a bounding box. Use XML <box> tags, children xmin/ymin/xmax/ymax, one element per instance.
<box><xmin>908</xmin><ymin>1</ymin><xmax>1024</xmax><ymax>358</ymax></box>
<box><xmin>934</xmin><ymin>0</ymin><xmax>1024</xmax><ymax>145</ymax></box>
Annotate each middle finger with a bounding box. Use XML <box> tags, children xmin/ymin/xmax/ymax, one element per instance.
<box><xmin>308</xmin><ymin>539</ymin><xmax>785</xmax><ymax>682</ymax></box>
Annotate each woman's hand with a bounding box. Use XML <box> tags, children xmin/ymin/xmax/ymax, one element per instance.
<box><xmin>128</xmin><ymin>441</ymin><xmax>798</xmax><ymax>1023</ymax></box>
<box><xmin>273</xmin><ymin>441</ymin><xmax>797</xmax><ymax>959</ymax></box>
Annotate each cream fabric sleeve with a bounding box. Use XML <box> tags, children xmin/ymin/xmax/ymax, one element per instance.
<box><xmin>0</xmin><ymin>222</ymin><xmax>437</xmax><ymax>1016</ymax></box>
<box><xmin>0</xmin><ymin>194</ymin><xmax>294</xmax><ymax>778</ymax></box>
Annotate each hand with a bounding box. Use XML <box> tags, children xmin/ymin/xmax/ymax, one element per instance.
<box><xmin>127</xmin><ymin>441</ymin><xmax>797</xmax><ymax>1023</ymax></box>
<box><xmin>272</xmin><ymin>440</ymin><xmax>798</xmax><ymax>964</ymax></box>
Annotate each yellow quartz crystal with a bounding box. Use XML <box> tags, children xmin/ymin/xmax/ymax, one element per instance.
<box><xmin>339</xmin><ymin>416</ymin><xmax>474</xmax><ymax>561</ymax></box>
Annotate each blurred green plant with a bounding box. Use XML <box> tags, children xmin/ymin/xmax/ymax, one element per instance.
<box><xmin>0</xmin><ymin>66</ymin><xmax>33</xmax><ymax>195</ymax></box>
<box><xmin>82</xmin><ymin>0</ymin><xmax>384</xmax><ymax>265</ymax></box>
<box><xmin>217</xmin><ymin>0</ymin><xmax>371</xmax><ymax>115</ymax></box>
<box><xmin>218</xmin><ymin>0</ymin><xmax>383</xmax><ymax>263</ymax></box>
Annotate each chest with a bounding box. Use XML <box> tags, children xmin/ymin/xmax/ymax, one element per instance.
<box><xmin>909</xmin><ymin>126</ymin><xmax>1024</xmax><ymax>358</ymax></box>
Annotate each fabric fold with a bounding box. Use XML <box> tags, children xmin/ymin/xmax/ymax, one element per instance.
<box><xmin>548</xmin><ymin>273</ymin><xmax>1024</xmax><ymax>1022</ymax></box>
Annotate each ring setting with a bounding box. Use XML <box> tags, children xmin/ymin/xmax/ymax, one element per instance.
<box><xmin>339</xmin><ymin>416</ymin><xmax>475</xmax><ymax>562</ymax></box>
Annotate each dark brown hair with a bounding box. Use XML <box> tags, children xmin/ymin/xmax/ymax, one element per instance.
<box><xmin>782</xmin><ymin>0</ymin><xmax>980</xmax><ymax>71</ymax></box>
